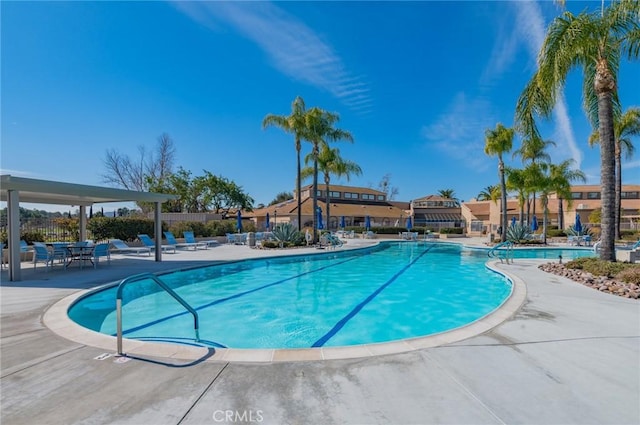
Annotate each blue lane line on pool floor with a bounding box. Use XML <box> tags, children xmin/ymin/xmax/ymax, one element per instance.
<box><xmin>311</xmin><ymin>244</ymin><xmax>436</xmax><ymax>348</ymax></box>
<box><xmin>117</xmin><ymin>255</ymin><xmax>360</xmax><ymax>337</ymax></box>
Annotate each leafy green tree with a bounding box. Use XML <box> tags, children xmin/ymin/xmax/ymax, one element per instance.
<box><xmin>262</xmin><ymin>97</ymin><xmax>308</xmax><ymax>230</ymax></box>
<box><xmin>301</xmin><ymin>145</ymin><xmax>362</xmax><ymax>229</ymax></box>
<box><xmin>304</xmin><ymin>107</ymin><xmax>354</xmax><ymax>241</ymax></box>
<box><xmin>484</xmin><ymin>123</ymin><xmax>514</xmax><ymax>242</ymax></box>
<box><xmin>515</xmin><ymin>0</ymin><xmax>640</xmax><ymax>260</ymax></box>
<box><xmin>268</xmin><ymin>192</ymin><xmax>294</xmax><ymax>206</ymax></box>
<box><xmin>589</xmin><ymin>107</ymin><xmax>640</xmax><ymax>239</ymax></box>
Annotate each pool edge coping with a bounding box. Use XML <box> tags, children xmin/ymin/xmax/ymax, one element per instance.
<box><xmin>43</xmin><ymin>258</ymin><xmax>527</xmax><ymax>363</ymax></box>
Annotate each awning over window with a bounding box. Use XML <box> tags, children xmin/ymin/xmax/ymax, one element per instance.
<box><xmin>414</xmin><ymin>213</ymin><xmax>464</xmax><ymax>222</ymax></box>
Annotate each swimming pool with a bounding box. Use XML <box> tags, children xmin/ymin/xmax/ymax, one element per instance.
<box><xmin>68</xmin><ymin>242</ymin><xmax>594</xmax><ymax>350</ymax></box>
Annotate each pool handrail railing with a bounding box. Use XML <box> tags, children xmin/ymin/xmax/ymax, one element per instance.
<box><xmin>488</xmin><ymin>241</ymin><xmax>514</xmax><ymax>264</ymax></box>
<box><xmin>115</xmin><ymin>272</ymin><xmax>200</xmax><ymax>356</ymax></box>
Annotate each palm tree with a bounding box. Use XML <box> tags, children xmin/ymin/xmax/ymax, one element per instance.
<box><xmin>484</xmin><ymin>123</ymin><xmax>514</xmax><ymax>242</ymax></box>
<box><xmin>513</xmin><ymin>136</ymin><xmax>556</xmax><ymax>220</ymax></box>
<box><xmin>301</xmin><ymin>146</ymin><xmax>362</xmax><ymax>229</ymax></box>
<box><xmin>437</xmin><ymin>189</ymin><xmax>459</xmax><ymax>205</ymax></box>
<box><xmin>476</xmin><ymin>185</ymin><xmax>500</xmax><ymax>202</ymax></box>
<box><xmin>304</xmin><ymin>107</ymin><xmax>354</xmax><ymax>242</ymax></box>
<box><xmin>505</xmin><ymin>168</ymin><xmax>528</xmax><ymax>225</ymax></box>
<box><xmin>262</xmin><ymin>96</ymin><xmax>308</xmax><ymax>231</ymax></box>
<box><xmin>589</xmin><ymin>107</ymin><xmax>640</xmax><ymax>239</ymax></box>
<box><xmin>515</xmin><ymin>0</ymin><xmax>640</xmax><ymax>260</ymax></box>
<box><xmin>548</xmin><ymin>159</ymin><xmax>586</xmax><ymax>230</ymax></box>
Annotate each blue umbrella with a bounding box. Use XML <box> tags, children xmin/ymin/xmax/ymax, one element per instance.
<box><xmin>531</xmin><ymin>215</ymin><xmax>538</xmax><ymax>231</ymax></box>
<box><xmin>575</xmin><ymin>213</ymin><xmax>582</xmax><ymax>233</ymax></box>
<box><xmin>317</xmin><ymin>207</ymin><xmax>324</xmax><ymax>230</ymax></box>
<box><xmin>511</xmin><ymin>216</ymin><xmax>516</xmax><ymax>227</ymax></box>
<box><xmin>406</xmin><ymin>216</ymin><xmax>413</xmax><ymax>230</ymax></box>
<box><xmin>265</xmin><ymin>212</ymin><xmax>270</xmax><ymax>230</ymax></box>
<box><xmin>365</xmin><ymin>215</ymin><xmax>371</xmax><ymax>231</ymax></box>
<box><xmin>340</xmin><ymin>215</ymin><xmax>346</xmax><ymax>229</ymax></box>
<box><xmin>236</xmin><ymin>210</ymin><xmax>243</xmax><ymax>232</ymax></box>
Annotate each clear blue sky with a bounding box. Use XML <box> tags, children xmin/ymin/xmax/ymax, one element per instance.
<box><xmin>2</xmin><ymin>1</ymin><xmax>639</xmax><ymax>213</ymax></box>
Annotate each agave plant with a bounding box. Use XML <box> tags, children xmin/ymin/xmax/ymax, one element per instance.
<box><xmin>506</xmin><ymin>224</ymin><xmax>532</xmax><ymax>243</ymax></box>
<box><xmin>565</xmin><ymin>225</ymin><xmax>593</xmax><ymax>237</ymax></box>
<box><xmin>272</xmin><ymin>223</ymin><xmax>303</xmax><ymax>245</ymax></box>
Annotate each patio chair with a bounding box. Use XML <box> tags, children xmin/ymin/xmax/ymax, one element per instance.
<box><xmin>183</xmin><ymin>231</ymin><xmax>213</xmax><ymax>249</ymax></box>
<box><xmin>138</xmin><ymin>234</ymin><xmax>176</xmax><ymax>253</ymax></box>
<box><xmin>19</xmin><ymin>240</ymin><xmax>30</xmax><ymax>261</ymax></box>
<box><xmin>51</xmin><ymin>242</ymin><xmax>68</xmax><ymax>264</ymax></box>
<box><xmin>90</xmin><ymin>243</ymin><xmax>111</xmax><ymax>268</ymax></box>
<box><xmin>163</xmin><ymin>231</ymin><xmax>200</xmax><ymax>251</ymax></box>
<box><xmin>109</xmin><ymin>239</ymin><xmax>151</xmax><ymax>256</ymax></box>
<box><xmin>32</xmin><ymin>242</ymin><xmax>55</xmax><ymax>271</ymax></box>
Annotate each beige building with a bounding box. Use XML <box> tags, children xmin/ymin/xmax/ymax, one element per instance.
<box><xmin>462</xmin><ymin>184</ymin><xmax>640</xmax><ymax>235</ymax></box>
<box><xmin>246</xmin><ymin>184</ymin><xmax>408</xmax><ymax>230</ymax></box>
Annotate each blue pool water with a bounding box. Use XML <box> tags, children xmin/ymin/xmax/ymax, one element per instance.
<box><xmin>68</xmin><ymin>242</ymin><xmax>594</xmax><ymax>349</ymax></box>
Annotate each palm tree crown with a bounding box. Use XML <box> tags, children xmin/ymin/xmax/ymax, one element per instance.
<box><xmin>262</xmin><ymin>96</ymin><xmax>308</xmax><ymax>231</ymax></box>
<box><xmin>515</xmin><ymin>0</ymin><xmax>640</xmax><ymax>260</ymax></box>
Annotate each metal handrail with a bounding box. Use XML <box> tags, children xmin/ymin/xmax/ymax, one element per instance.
<box><xmin>115</xmin><ymin>272</ymin><xmax>200</xmax><ymax>356</ymax></box>
<box><xmin>488</xmin><ymin>241</ymin><xmax>514</xmax><ymax>264</ymax></box>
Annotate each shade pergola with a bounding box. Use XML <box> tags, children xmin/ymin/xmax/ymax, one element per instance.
<box><xmin>0</xmin><ymin>174</ymin><xmax>177</xmax><ymax>281</ymax></box>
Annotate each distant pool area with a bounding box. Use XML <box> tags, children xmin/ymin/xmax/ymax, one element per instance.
<box><xmin>67</xmin><ymin>242</ymin><xmax>594</xmax><ymax>351</ymax></box>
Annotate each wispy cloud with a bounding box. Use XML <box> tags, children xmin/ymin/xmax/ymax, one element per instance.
<box><xmin>420</xmin><ymin>93</ymin><xmax>497</xmax><ymax>172</ymax></box>
<box><xmin>173</xmin><ymin>1</ymin><xmax>372</xmax><ymax>113</ymax></box>
<box><xmin>512</xmin><ymin>1</ymin><xmax>583</xmax><ymax>168</ymax></box>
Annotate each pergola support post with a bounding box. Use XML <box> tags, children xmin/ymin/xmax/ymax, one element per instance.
<box><xmin>7</xmin><ymin>190</ymin><xmax>21</xmax><ymax>281</ymax></box>
<box><xmin>154</xmin><ymin>202</ymin><xmax>162</xmax><ymax>262</ymax></box>
<box><xmin>79</xmin><ymin>206</ymin><xmax>87</xmax><ymax>242</ymax></box>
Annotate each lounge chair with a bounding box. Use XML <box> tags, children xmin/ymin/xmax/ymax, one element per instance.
<box><xmin>163</xmin><ymin>231</ymin><xmax>201</xmax><ymax>251</ymax></box>
<box><xmin>183</xmin><ymin>231</ymin><xmax>214</xmax><ymax>249</ymax></box>
<box><xmin>109</xmin><ymin>239</ymin><xmax>151</xmax><ymax>256</ymax></box>
<box><xmin>137</xmin><ymin>234</ymin><xmax>176</xmax><ymax>253</ymax></box>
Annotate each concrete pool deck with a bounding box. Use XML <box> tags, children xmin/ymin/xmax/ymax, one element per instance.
<box><xmin>1</xmin><ymin>238</ymin><xmax>639</xmax><ymax>424</ymax></box>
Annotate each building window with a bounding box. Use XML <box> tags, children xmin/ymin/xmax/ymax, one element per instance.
<box><xmin>344</xmin><ymin>192</ymin><xmax>359</xmax><ymax>199</ymax></box>
<box><xmin>362</xmin><ymin>194</ymin><xmax>375</xmax><ymax>200</ymax></box>
<box><xmin>571</xmin><ymin>192</ymin><xmax>582</xmax><ymax>199</ymax></box>
<box><xmin>329</xmin><ymin>191</ymin><xmax>341</xmax><ymax>198</ymax></box>
<box><xmin>587</xmin><ymin>192</ymin><xmax>600</xmax><ymax>199</ymax></box>
<box><xmin>621</xmin><ymin>191</ymin><xmax>639</xmax><ymax>199</ymax></box>
<box><xmin>377</xmin><ymin>195</ymin><xmax>385</xmax><ymax>201</ymax></box>
<box><xmin>316</xmin><ymin>190</ymin><xmax>323</xmax><ymax>197</ymax></box>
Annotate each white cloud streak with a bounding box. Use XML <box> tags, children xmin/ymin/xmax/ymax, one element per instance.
<box><xmin>421</xmin><ymin>93</ymin><xmax>497</xmax><ymax>173</ymax></box>
<box><xmin>173</xmin><ymin>1</ymin><xmax>372</xmax><ymax>113</ymax></box>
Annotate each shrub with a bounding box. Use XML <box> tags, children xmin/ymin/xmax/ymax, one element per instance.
<box><xmin>616</xmin><ymin>267</ymin><xmax>640</xmax><ymax>285</ymax></box>
<box><xmin>566</xmin><ymin>225</ymin><xmax>594</xmax><ymax>237</ymax></box>
<box><xmin>440</xmin><ymin>227</ymin><xmax>463</xmax><ymax>234</ymax></box>
<box><xmin>20</xmin><ymin>231</ymin><xmax>45</xmax><ymax>244</ymax></box>
<box><xmin>87</xmin><ymin>217</ymin><xmax>160</xmax><ymax>242</ymax></box>
<box><xmin>565</xmin><ymin>257</ymin><xmax>631</xmax><ymax>278</ymax></box>
<box><xmin>547</xmin><ymin>229</ymin><xmax>566</xmax><ymax>237</ymax></box>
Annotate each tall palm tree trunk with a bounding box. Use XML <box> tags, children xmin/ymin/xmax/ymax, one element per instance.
<box><xmin>558</xmin><ymin>198</ymin><xmax>564</xmax><ymax>230</ymax></box>
<box><xmin>499</xmin><ymin>159</ymin><xmax>507</xmax><ymax>242</ymax></box>
<box><xmin>325</xmin><ymin>175</ymin><xmax>331</xmax><ymax>230</ymax></box>
<box><xmin>296</xmin><ymin>140</ymin><xmax>302</xmax><ymax>231</ymax></box>
<box><xmin>596</xmin><ymin>87</ymin><xmax>616</xmax><ymax>261</ymax></box>
<box><xmin>312</xmin><ymin>142</ymin><xmax>319</xmax><ymax>243</ymax></box>
<box><xmin>615</xmin><ymin>146</ymin><xmax>621</xmax><ymax>240</ymax></box>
